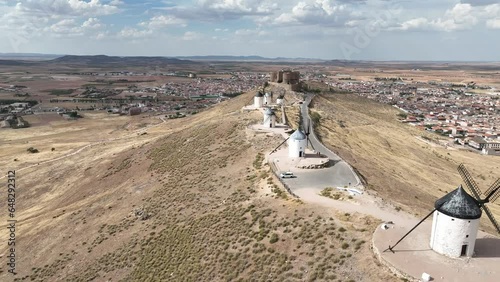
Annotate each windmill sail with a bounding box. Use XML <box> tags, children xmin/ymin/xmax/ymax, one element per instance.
<box><xmin>482</xmin><ymin>205</ymin><xmax>500</xmax><ymax>233</ymax></box>
<box><xmin>485</xmin><ymin>179</ymin><xmax>500</xmax><ymax>202</ymax></box>
<box><xmin>458</xmin><ymin>164</ymin><xmax>482</xmax><ymax>200</ymax></box>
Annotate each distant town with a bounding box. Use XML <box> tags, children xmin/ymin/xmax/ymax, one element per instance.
<box><xmin>0</xmin><ymin>71</ymin><xmax>266</xmax><ymax>127</ymax></box>
<box><xmin>1</xmin><ymin>66</ymin><xmax>499</xmax><ymax>155</ymax></box>
<box><xmin>309</xmin><ymin>73</ymin><xmax>500</xmax><ymax>156</ymax></box>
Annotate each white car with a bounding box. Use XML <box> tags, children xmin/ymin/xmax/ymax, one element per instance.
<box><xmin>280</xmin><ymin>172</ymin><xmax>294</xmax><ymax>178</ymax></box>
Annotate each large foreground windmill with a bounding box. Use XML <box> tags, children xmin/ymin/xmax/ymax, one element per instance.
<box><xmin>385</xmin><ymin>164</ymin><xmax>500</xmax><ymax>258</ymax></box>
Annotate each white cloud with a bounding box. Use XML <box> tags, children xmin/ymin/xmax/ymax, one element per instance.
<box><xmin>166</xmin><ymin>0</ymin><xmax>278</xmax><ymax>21</ymax></box>
<box><xmin>139</xmin><ymin>15</ymin><xmax>186</xmax><ymax>29</ymax></box>
<box><xmin>182</xmin><ymin>31</ymin><xmax>200</xmax><ymax>40</ymax></box>
<box><xmin>82</xmin><ymin>18</ymin><xmax>102</xmax><ymax>29</ymax></box>
<box><xmin>486</xmin><ymin>18</ymin><xmax>500</xmax><ymax>29</ymax></box>
<box><xmin>118</xmin><ymin>27</ymin><xmax>153</xmax><ymax>39</ymax></box>
<box><xmin>47</xmin><ymin>19</ymin><xmax>83</xmax><ymax>36</ymax></box>
<box><xmin>234</xmin><ymin>28</ymin><xmax>269</xmax><ymax>36</ymax></box>
<box><xmin>198</xmin><ymin>0</ymin><xmax>277</xmax><ymax>14</ymax></box>
<box><xmin>272</xmin><ymin>0</ymin><xmax>354</xmax><ymax>27</ymax></box>
<box><xmin>109</xmin><ymin>0</ymin><xmax>124</xmax><ymax>5</ymax></box>
<box><xmin>398</xmin><ymin>3</ymin><xmax>478</xmax><ymax>31</ymax></box>
<box><xmin>480</xmin><ymin>3</ymin><xmax>500</xmax><ymax>18</ymax></box>
<box><xmin>444</xmin><ymin>3</ymin><xmax>477</xmax><ymax>26</ymax></box>
<box><xmin>16</xmin><ymin>0</ymin><xmax>120</xmax><ymax>17</ymax></box>
<box><xmin>96</xmin><ymin>31</ymin><xmax>110</xmax><ymax>40</ymax></box>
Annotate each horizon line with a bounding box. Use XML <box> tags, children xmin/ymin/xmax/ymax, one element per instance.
<box><xmin>1</xmin><ymin>52</ymin><xmax>500</xmax><ymax>63</ymax></box>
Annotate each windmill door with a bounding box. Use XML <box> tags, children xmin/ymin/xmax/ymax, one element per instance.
<box><xmin>460</xmin><ymin>245</ymin><xmax>467</xmax><ymax>256</ymax></box>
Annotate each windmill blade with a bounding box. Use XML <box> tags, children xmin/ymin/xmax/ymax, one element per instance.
<box><xmin>486</xmin><ymin>185</ymin><xmax>500</xmax><ymax>203</ymax></box>
<box><xmin>307</xmin><ymin>120</ymin><xmax>315</xmax><ymax>151</ymax></box>
<box><xmin>281</xmin><ymin>104</ymin><xmax>288</xmax><ymax>126</ymax></box>
<box><xmin>457</xmin><ymin>164</ymin><xmax>482</xmax><ymax>201</ymax></box>
<box><xmin>482</xmin><ymin>205</ymin><xmax>500</xmax><ymax>234</ymax></box>
<box><xmin>485</xmin><ymin>178</ymin><xmax>500</xmax><ymax>200</ymax></box>
<box><xmin>270</xmin><ymin>135</ymin><xmax>291</xmax><ymax>154</ymax></box>
<box><xmin>490</xmin><ymin>189</ymin><xmax>500</xmax><ymax>203</ymax></box>
<box><xmin>308</xmin><ymin>137</ymin><xmax>315</xmax><ymax>151</ymax></box>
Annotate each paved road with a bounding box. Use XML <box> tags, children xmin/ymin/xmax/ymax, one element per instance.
<box><xmin>281</xmin><ymin>94</ymin><xmax>360</xmax><ymax>189</ymax></box>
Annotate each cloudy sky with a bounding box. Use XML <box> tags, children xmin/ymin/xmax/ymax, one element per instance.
<box><xmin>1</xmin><ymin>0</ymin><xmax>499</xmax><ymax>61</ymax></box>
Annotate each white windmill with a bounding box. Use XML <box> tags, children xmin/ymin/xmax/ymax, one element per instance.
<box><xmin>263</xmin><ymin>107</ymin><xmax>276</xmax><ymax>128</ymax></box>
<box><xmin>254</xmin><ymin>91</ymin><xmax>264</xmax><ymax>108</ymax></box>
<box><xmin>429</xmin><ymin>186</ymin><xmax>482</xmax><ymax>257</ymax></box>
<box><xmin>288</xmin><ymin>129</ymin><xmax>307</xmax><ymax>158</ymax></box>
<box><xmin>264</xmin><ymin>91</ymin><xmax>273</xmax><ymax>105</ymax></box>
<box><xmin>385</xmin><ymin>164</ymin><xmax>500</xmax><ymax>258</ymax></box>
<box><xmin>276</xmin><ymin>94</ymin><xmax>284</xmax><ymax>105</ymax></box>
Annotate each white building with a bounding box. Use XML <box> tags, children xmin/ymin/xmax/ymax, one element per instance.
<box><xmin>430</xmin><ymin>186</ymin><xmax>481</xmax><ymax>258</ymax></box>
<box><xmin>288</xmin><ymin>129</ymin><xmax>307</xmax><ymax>158</ymax></box>
<box><xmin>263</xmin><ymin>108</ymin><xmax>276</xmax><ymax>128</ymax></box>
<box><xmin>264</xmin><ymin>92</ymin><xmax>273</xmax><ymax>105</ymax></box>
<box><xmin>276</xmin><ymin>94</ymin><xmax>284</xmax><ymax>105</ymax></box>
<box><xmin>254</xmin><ymin>92</ymin><xmax>264</xmax><ymax>108</ymax></box>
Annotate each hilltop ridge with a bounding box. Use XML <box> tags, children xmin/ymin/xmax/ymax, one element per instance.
<box><xmin>0</xmin><ymin>91</ymin><xmax>394</xmax><ymax>281</ymax></box>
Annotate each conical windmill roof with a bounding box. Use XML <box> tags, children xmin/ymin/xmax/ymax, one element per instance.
<box><xmin>264</xmin><ymin>108</ymin><xmax>275</xmax><ymax>116</ymax></box>
<box><xmin>435</xmin><ymin>186</ymin><xmax>482</xmax><ymax>220</ymax></box>
<box><xmin>290</xmin><ymin>129</ymin><xmax>306</xmax><ymax>140</ymax></box>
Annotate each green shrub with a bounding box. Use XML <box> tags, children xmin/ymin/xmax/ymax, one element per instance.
<box><xmin>270</xmin><ymin>233</ymin><xmax>279</xmax><ymax>244</ymax></box>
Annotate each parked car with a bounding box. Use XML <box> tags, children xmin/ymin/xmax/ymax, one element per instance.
<box><xmin>280</xmin><ymin>171</ymin><xmax>294</xmax><ymax>178</ymax></box>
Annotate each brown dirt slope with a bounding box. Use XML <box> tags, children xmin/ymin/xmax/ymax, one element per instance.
<box><xmin>311</xmin><ymin>93</ymin><xmax>500</xmax><ymax>234</ymax></box>
<box><xmin>0</xmin><ymin>91</ymin><xmax>396</xmax><ymax>282</ymax></box>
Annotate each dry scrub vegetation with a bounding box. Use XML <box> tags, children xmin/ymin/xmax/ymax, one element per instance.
<box><xmin>1</xmin><ymin>91</ymin><xmax>398</xmax><ymax>281</ymax></box>
<box><xmin>311</xmin><ymin>92</ymin><xmax>500</xmax><ymax>234</ymax></box>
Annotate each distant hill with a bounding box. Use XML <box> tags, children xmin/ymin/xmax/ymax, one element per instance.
<box><xmin>48</xmin><ymin>55</ymin><xmax>197</xmax><ymax>67</ymax></box>
<box><xmin>176</xmin><ymin>55</ymin><xmax>325</xmax><ymax>62</ymax></box>
<box><xmin>0</xmin><ymin>59</ymin><xmax>33</xmax><ymax>66</ymax></box>
<box><xmin>0</xmin><ymin>53</ymin><xmax>62</xmax><ymax>61</ymax></box>
<box><xmin>322</xmin><ymin>59</ymin><xmax>500</xmax><ymax>71</ymax></box>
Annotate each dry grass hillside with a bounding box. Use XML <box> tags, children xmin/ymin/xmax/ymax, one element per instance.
<box><xmin>311</xmin><ymin>93</ymin><xmax>500</xmax><ymax>234</ymax></box>
<box><xmin>0</xmin><ymin>91</ymin><xmax>397</xmax><ymax>281</ymax></box>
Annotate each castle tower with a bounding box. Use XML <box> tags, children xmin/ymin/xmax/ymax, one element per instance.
<box><xmin>430</xmin><ymin>186</ymin><xmax>481</xmax><ymax>258</ymax></box>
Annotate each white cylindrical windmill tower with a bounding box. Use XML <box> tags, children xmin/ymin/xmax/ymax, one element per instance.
<box><xmin>429</xmin><ymin>186</ymin><xmax>482</xmax><ymax>258</ymax></box>
<box><xmin>264</xmin><ymin>91</ymin><xmax>273</xmax><ymax>105</ymax></box>
<box><xmin>263</xmin><ymin>108</ymin><xmax>276</xmax><ymax>128</ymax></box>
<box><xmin>288</xmin><ymin>129</ymin><xmax>307</xmax><ymax>158</ymax></box>
<box><xmin>276</xmin><ymin>94</ymin><xmax>284</xmax><ymax>105</ymax></box>
<box><xmin>254</xmin><ymin>91</ymin><xmax>264</xmax><ymax>108</ymax></box>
